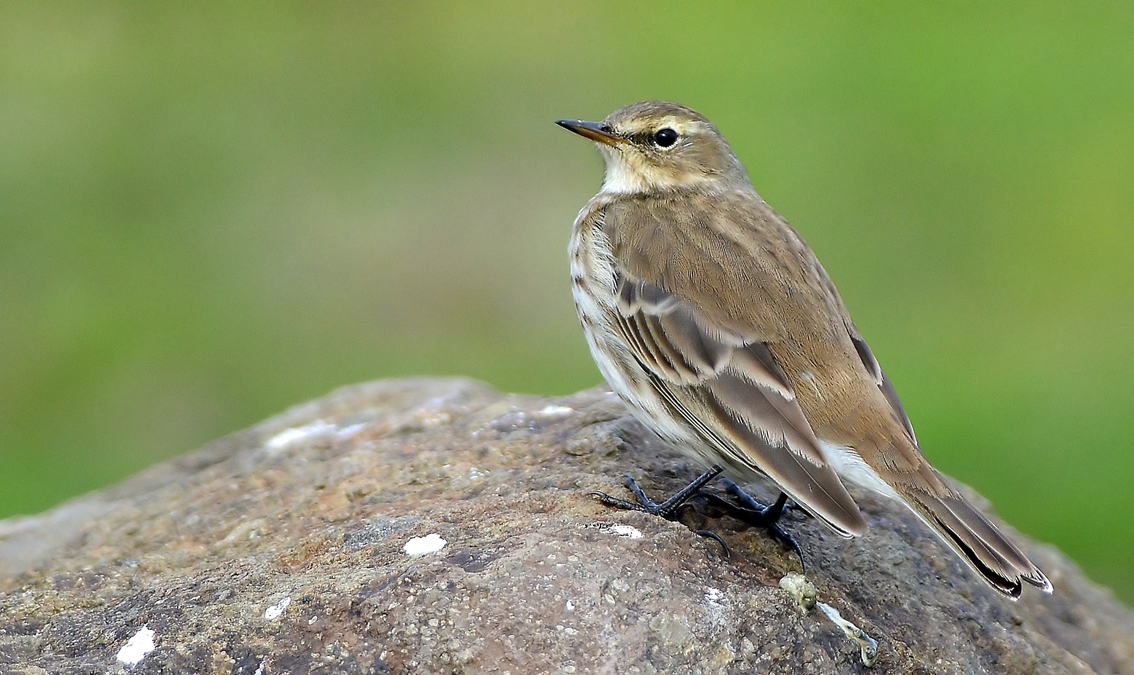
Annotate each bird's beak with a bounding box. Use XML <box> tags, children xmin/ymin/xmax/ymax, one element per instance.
<box><xmin>556</xmin><ymin>119</ymin><xmax>626</xmax><ymax>147</ymax></box>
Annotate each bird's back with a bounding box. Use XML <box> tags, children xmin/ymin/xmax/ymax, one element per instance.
<box><xmin>600</xmin><ymin>188</ymin><xmax>890</xmax><ymax>434</ymax></box>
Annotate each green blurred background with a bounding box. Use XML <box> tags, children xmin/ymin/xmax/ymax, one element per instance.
<box><xmin>1</xmin><ymin>3</ymin><xmax>1131</xmax><ymax>601</ymax></box>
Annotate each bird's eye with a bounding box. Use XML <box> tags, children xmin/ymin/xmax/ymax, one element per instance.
<box><xmin>653</xmin><ymin>128</ymin><xmax>678</xmax><ymax>148</ymax></box>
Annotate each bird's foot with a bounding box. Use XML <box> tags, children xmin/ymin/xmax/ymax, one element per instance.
<box><xmin>588</xmin><ymin>465</ymin><xmax>723</xmax><ymax>520</ymax></box>
<box><xmin>700</xmin><ymin>479</ymin><xmax>806</xmax><ymax>569</ymax></box>
<box><xmin>589</xmin><ymin>466</ymin><xmax>732</xmax><ymax>553</ymax></box>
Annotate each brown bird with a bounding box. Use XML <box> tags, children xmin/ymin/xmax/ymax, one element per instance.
<box><xmin>557</xmin><ymin>100</ymin><xmax>1051</xmax><ymax>598</ymax></box>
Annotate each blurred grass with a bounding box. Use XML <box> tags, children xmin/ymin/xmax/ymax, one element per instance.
<box><xmin>1</xmin><ymin>2</ymin><xmax>1131</xmax><ymax>602</ymax></box>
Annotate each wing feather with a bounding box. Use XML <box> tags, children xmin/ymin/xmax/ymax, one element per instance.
<box><xmin>900</xmin><ymin>485</ymin><xmax>1052</xmax><ymax>597</ymax></box>
<box><xmin>847</xmin><ymin>328</ymin><xmax>918</xmax><ymax>447</ymax></box>
<box><xmin>613</xmin><ymin>273</ymin><xmax>867</xmax><ymax>536</ymax></box>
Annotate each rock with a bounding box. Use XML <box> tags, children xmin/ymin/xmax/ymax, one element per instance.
<box><xmin>0</xmin><ymin>378</ymin><xmax>1130</xmax><ymax>674</ymax></box>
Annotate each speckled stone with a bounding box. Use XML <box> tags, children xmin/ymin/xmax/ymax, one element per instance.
<box><xmin>0</xmin><ymin>378</ymin><xmax>1130</xmax><ymax>674</ymax></box>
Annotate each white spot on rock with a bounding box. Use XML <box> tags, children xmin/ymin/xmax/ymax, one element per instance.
<box><xmin>608</xmin><ymin>525</ymin><xmax>643</xmax><ymax>539</ymax></box>
<box><xmin>219</xmin><ymin>519</ymin><xmax>265</xmax><ymax>545</ymax></box>
<box><xmin>537</xmin><ymin>405</ymin><xmax>574</xmax><ymax>417</ymax></box>
<box><xmin>704</xmin><ymin>587</ymin><xmax>724</xmax><ymax>607</ymax></box>
<box><xmin>266</xmin><ymin>420</ymin><xmax>335</xmax><ymax>450</ymax></box>
<box><xmin>404</xmin><ymin>533</ymin><xmax>447</xmax><ymax>556</ymax></box>
<box><xmin>264</xmin><ymin>597</ymin><xmax>291</xmax><ymax>620</ymax></box>
<box><xmin>336</xmin><ymin>423</ymin><xmax>367</xmax><ymax>439</ymax></box>
<box><xmin>116</xmin><ymin>626</ymin><xmax>156</xmax><ymax>666</ymax></box>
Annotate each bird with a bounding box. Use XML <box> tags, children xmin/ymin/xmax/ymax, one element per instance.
<box><xmin>556</xmin><ymin>100</ymin><xmax>1052</xmax><ymax>598</ymax></box>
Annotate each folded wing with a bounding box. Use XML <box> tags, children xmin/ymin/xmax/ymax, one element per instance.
<box><xmin>613</xmin><ymin>273</ymin><xmax>867</xmax><ymax>537</ymax></box>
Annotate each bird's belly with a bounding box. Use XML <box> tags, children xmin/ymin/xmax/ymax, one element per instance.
<box><xmin>578</xmin><ymin>315</ymin><xmax>722</xmax><ymax>468</ymax></box>
<box><xmin>568</xmin><ymin>226</ymin><xmax>709</xmax><ymax>463</ymax></box>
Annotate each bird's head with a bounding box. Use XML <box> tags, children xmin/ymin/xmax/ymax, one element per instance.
<box><xmin>557</xmin><ymin>101</ymin><xmax>750</xmax><ymax>195</ymax></box>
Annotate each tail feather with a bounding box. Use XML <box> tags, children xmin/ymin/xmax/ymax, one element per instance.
<box><xmin>901</xmin><ymin>486</ymin><xmax>1052</xmax><ymax>598</ymax></box>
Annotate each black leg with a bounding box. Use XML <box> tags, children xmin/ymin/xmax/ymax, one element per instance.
<box><xmin>589</xmin><ymin>465</ymin><xmax>723</xmax><ymax>520</ymax></box>
<box><xmin>708</xmin><ymin>478</ymin><xmax>805</xmax><ymax>569</ymax></box>
<box><xmin>721</xmin><ymin>478</ymin><xmax>788</xmax><ymax>525</ymax></box>
<box><xmin>589</xmin><ymin>468</ymin><xmax>804</xmax><ymax>567</ymax></box>
<box><xmin>589</xmin><ymin>465</ymin><xmax>733</xmax><ymax>555</ymax></box>
<box><xmin>692</xmin><ymin>528</ymin><xmax>731</xmax><ymax>558</ymax></box>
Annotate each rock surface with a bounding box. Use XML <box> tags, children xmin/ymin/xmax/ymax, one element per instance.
<box><xmin>0</xmin><ymin>378</ymin><xmax>1131</xmax><ymax>674</ymax></box>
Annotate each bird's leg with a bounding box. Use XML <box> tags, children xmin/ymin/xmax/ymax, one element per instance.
<box><xmin>702</xmin><ymin>478</ymin><xmax>805</xmax><ymax>569</ymax></box>
<box><xmin>720</xmin><ymin>478</ymin><xmax>789</xmax><ymax>525</ymax></box>
<box><xmin>589</xmin><ymin>465</ymin><xmax>733</xmax><ymax>555</ymax></box>
<box><xmin>589</xmin><ymin>465</ymin><xmax>723</xmax><ymax>519</ymax></box>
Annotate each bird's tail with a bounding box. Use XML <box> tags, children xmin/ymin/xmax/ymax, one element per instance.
<box><xmin>898</xmin><ymin>479</ymin><xmax>1052</xmax><ymax>599</ymax></box>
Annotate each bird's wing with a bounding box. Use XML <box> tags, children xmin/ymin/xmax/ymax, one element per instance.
<box><xmin>612</xmin><ymin>272</ymin><xmax>867</xmax><ymax>537</ymax></box>
<box><xmin>844</xmin><ymin>320</ymin><xmax>919</xmax><ymax>447</ymax></box>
